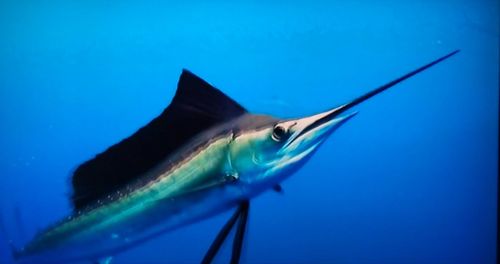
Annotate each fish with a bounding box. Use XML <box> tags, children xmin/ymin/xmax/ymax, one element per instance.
<box><xmin>9</xmin><ymin>50</ymin><xmax>459</xmax><ymax>263</ymax></box>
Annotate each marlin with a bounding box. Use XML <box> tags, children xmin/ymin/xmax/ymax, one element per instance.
<box><xmin>9</xmin><ymin>50</ymin><xmax>459</xmax><ymax>263</ymax></box>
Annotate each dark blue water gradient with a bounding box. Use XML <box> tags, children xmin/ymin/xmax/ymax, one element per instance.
<box><xmin>0</xmin><ymin>1</ymin><xmax>497</xmax><ymax>263</ymax></box>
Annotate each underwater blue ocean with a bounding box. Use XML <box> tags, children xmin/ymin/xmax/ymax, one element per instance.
<box><xmin>0</xmin><ymin>1</ymin><xmax>498</xmax><ymax>263</ymax></box>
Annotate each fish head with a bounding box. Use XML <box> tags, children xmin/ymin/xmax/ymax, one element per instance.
<box><xmin>228</xmin><ymin>108</ymin><xmax>357</xmax><ymax>190</ymax></box>
<box><xmin>228</xmin><ymin>49</ymin><xmax>461</xmax><ymax>193</ymax></box>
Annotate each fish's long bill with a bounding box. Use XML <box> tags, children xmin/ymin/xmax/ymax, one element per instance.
<box><xmin>329</xmin><ymin>49</ymin><xmax>460</xmax><ymax>118</ymax></box>
<box><xmin>287</xmin><ymin>50</ymin><xmax>460</xmax><ymax>146</ymax></box>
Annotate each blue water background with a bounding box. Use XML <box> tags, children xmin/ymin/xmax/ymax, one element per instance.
<box><xmin>0</xmin><ymin>1</ymin><xmax>498</xmax><ymax>263</ymax></box>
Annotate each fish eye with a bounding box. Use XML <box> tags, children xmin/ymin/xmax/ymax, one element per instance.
<box><xmin>271</xmin><ymin>125</ymin><xmax>287</xmax><ymax>142</ymax></box>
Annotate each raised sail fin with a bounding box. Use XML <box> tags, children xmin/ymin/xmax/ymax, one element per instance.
<box><xmin>71</xmin><ymin>70</ymin><xmax>247</xmax><ymax>210</ymax></box>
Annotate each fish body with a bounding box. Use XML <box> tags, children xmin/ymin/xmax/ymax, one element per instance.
<box><xmin>18</xmin><ymin>135</ymin><xmax>235</xmax><ymax>263</ymax></box>
<box><xmin>17</xmin><ymin>115</ymin><xmax>278</xmax><ymax>263</ymax></box>
<box><xmin>12</xmin><ymin>50</ymin><xmax>459</xmax><ymax>263</ymax></box>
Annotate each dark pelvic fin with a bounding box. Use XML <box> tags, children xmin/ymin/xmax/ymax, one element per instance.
<box><xmin>201</xmin><ymin>206</ymin><xmax>242</xmax><ymax>264</ymax></box>
<box><xmin>202</xmin><ymin>201</ymin><xmax>250</xmax><ymax>264</ymax></box>
<box><xmin>71</xmin><ymin>70</ymin><xmax>247</xmax><ymax>210</ymax></box>
<box><xmin>231</xmin><ymin>201</ymin><xmax>249</xmax><ymax>264</ymax></box>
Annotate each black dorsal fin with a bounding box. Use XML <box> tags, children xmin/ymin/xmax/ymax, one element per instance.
<box><xmin>71</xmin><ymin>69</ymin><xmax>247</xmax><ymax>210</ymax></box>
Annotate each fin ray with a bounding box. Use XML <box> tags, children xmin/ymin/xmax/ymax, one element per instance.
<box><xmin>71</xmin><ymin>70</ymin><xmax>247</xmax><ymax>210</ymax></box>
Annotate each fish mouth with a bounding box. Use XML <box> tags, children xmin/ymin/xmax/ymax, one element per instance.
<box><xmin>291</xmin><ymin>107</ymin><xmax>357</xmax><ymax>144</ymax></box>
<box><xmin>281</xmin><ymin>108</ymin><xmax>358</xmax><ymax>153</ymax></box>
